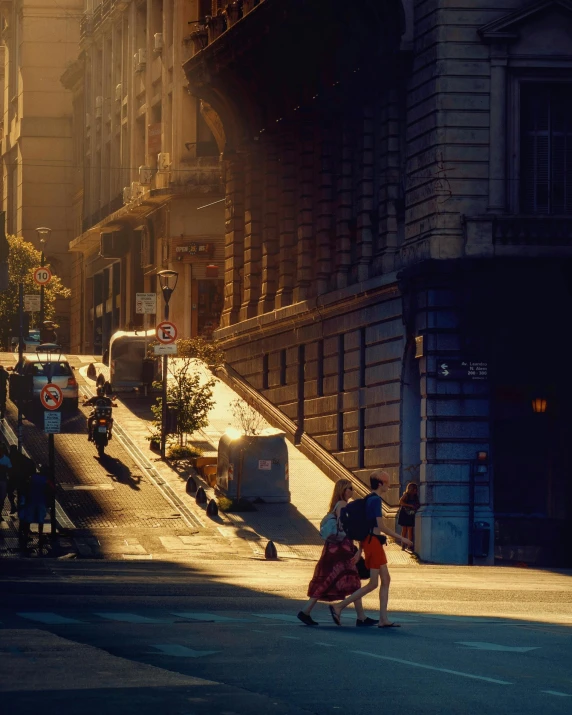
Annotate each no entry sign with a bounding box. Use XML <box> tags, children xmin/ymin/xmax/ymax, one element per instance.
<box><xmin>156</xmin><ymin>321</ymin><xmax>177</xmax><ymax>344</ymax></box>
<box><xmin>40</xmin><ymin>383</ymin><xmax>63</xmax><ymax>410</ymax></box>
<box><xmin>33</xmin><ymin>267</ymin><xmax>52</xmax><ymax>286</ymax></box>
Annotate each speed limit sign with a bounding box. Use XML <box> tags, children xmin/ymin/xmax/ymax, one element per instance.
<box><xmin>33</xmin><ymin>267</ymin><xmax>52</xmax><ymax>286</ymax></box>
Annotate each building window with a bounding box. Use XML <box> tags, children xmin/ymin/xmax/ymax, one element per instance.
<box><xmin>520</xmin><ymin>83</ymin><xmax>572</xmax><ymax>215</ymax></box>
<box><xmin>316</xmin><ymin>339</ymin><xmax>324</xmax><ymax>397</ymax></box>
<box><xmin>262</xmin><ymin>353</ymin><xmax>269</xmax><ymax>389</ymax></box>
<box><xmin>280</xmin><ymin>349</ymin><xmax>287</xmax><ymax>386</ymax></box>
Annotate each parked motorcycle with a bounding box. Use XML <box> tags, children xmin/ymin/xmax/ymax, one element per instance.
<box><xmin>91</xmin><ymin>404</ymin><xmax>113</xmax><ymax>457</ymax></box>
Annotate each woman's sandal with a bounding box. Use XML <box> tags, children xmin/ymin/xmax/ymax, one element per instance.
<box><xmin>328</xmin><ymin>605</ymin><xmax>341</xmax><ymax>626</ymax></box>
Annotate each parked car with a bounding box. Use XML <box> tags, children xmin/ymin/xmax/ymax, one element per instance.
<box><xmin>11</xmin><ymin>329</ymin><xmax>41</xmax><ymax>353</ymax></box>
<box><xmin>11</xmin><ymin>352</ymin><xmax>79</xmax><ymax>412</ymax></box>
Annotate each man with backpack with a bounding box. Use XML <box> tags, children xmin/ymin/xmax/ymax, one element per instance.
<box><xmin>329</xmin><ymin>470</ymin><xmax>412</xmax><ymax>628</ymax></box>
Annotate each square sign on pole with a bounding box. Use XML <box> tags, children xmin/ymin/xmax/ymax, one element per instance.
<box><xmin>24</xmin><ymin>294</ymin><xmax>41</xmax><ymax>312</ymax></box>
<box><xmin>44</xmin><ymin>411</ymin><xmax>61</xmax><ymax>434</ymax></box>
<box><xmin>135</xmin><ymin>293</ymin><xmax>157</xmax><ymax>314</ymax></box>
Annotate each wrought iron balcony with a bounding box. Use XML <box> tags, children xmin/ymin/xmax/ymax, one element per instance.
<box><xmin>493</xmin><ymin>216</ymin><xmax>572</xmax><ymax>246</ymax></box>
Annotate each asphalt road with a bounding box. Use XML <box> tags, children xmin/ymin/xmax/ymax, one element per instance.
<box><xmin>1</xmin><ymin>560</ymin><xmax>572</xmax><ymax>715</ymax></box>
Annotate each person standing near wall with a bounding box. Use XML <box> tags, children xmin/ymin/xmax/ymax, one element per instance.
<box><xmin>398</xmin><ymin>482</ymin><xmax>420</xmax><ymax>552</ymax></box>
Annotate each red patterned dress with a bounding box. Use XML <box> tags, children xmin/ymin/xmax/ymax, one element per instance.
<box><xmin>307</xmin><ymin>503</ymin><xmax>360</xmax><ymax>601</ymax></box>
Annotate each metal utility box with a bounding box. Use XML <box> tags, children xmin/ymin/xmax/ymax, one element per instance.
<box><xmin>217</xmin><ymin>429</ymin><xmax>290</xmax><ymax>503</ymax></box>
<box><xmin>109</xmin><ymin>329</ymin><xmax>158</xmax><ymax>391</ymax></box>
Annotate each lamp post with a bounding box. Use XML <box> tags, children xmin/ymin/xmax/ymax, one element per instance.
<box><xmin>35</xmin><ymin>226</ymin><xmax>51</xmax><ymax>329</ymax></box>
<box><xmin>157</xmin><ymin>270</ymin><xmax>178</xmax><ymax>459</ymax></box>
<box><xmin>36</xmin><ymin>342</ymin><xmax>62</xmax><ymax>539</ymax></box>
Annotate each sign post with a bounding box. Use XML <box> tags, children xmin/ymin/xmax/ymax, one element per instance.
<box><xmin>40</xmin><ymin>381</ymin><xmax>62</xmax><ymax>539</ymax></box>
<box><xmin>156</xmin><ymin>320</ymin><xmax>177</xmax><ymax>459</ymax></box>
<box><xmin>24</xmin><ymin>294</ymin><xmax>41</xmax><ymax>313</ymax></box>
<box><xmin>136</xmin><ymin>292</ymin><xmax>157</xmax><ymax>359</ymax></box>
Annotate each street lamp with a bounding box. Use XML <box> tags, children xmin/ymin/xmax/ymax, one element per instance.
<box><xmin>157</xmin><ymin>270</ymin><xmax>178</xmax><ymax>458</ymax></box>
<box><xmin>35</xmin><ymin>226</ymin><xmax>51</xmax><ymax>328</ymax></box>
<box><xmin>36</xmin><ymin>342</ymin><xmax>62</xmax><ymax>540</ymax></box>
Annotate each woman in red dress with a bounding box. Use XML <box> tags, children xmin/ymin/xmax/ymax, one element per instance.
<box><xmin>297</xmin><ymin>479</ymin><xmax>376</xmax><ymax>627</ymax></box>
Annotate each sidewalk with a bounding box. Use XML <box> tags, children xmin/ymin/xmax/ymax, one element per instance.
<box><xmin>79</xmin><ymin>357</ymin><xmax>416</xmax><ymax>565</ymax></box>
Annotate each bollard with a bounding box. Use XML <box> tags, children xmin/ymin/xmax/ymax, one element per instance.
<box><xmin>264</xmin><ymin>540</ymin><xmax>278</xmax><ymax>560</ymax></box>
<box><xmin>195</xmin><ymin>486</ymin><xmax>207</xmax><ymax>505</ymax></box>
<box><xmin>186</xmin><ymin>476</ymin><xmax>197</xmax><ymax>495</ymax></box>
<box><xmin>206</xmin><ymin>499</ymin><xmax>218</xmax><ymax>517</ymax></box>
<box><xmin>87</xmin><ymin>363</ymin><xmax>97</xmax><ymax>380</ymax></box>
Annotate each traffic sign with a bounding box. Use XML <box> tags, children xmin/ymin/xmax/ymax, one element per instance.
<box><xmin>154</xmin><ymin>344</ymin><xmax>178</xmax><ymax>356</ymax></box>
<box><xmin>44</xmin><ymin>411</ymin><xmax>61</xmax><ymax>434</ymax></box>
<box><xmin>136</xmin><ymin>292</ymin><xmax>157</xmax><ymax>314</ymax></box>
<box><xmin>24</xmin><ymin>294</ymin><xmax>41</xmax><ymax>312</ymax></box>
<box><xmin>40</xmin><ymin>383</ymin><xmax>63</xmax><ymax>410</ymax></box>
<box><xmin>33</xmin><ymin>267</ymin><xmax>52</xmax><ymax>286</ymax></box>
<box><xmin>156</xmin><ymin>321</ymin><xmax>177</xmax><ymax>344</ymax></box>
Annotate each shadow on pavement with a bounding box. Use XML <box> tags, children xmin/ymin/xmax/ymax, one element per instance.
<box><xmin>98</xmin><ymin>453</ymin><xmax>141</xmax><ymax>491</ymax></box>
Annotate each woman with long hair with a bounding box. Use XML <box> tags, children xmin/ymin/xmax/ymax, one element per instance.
<box><xmin>398</xmin><ymin>481</ymin><xmax>420</xmax><ymax>552</ymax></box>
<box><xmin>297</xmin><ymin>478</ymin><xmax>376</xmax><ymax>627</ymax></box>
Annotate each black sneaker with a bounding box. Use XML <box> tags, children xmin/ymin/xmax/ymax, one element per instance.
<box><xmin>356</xmin><ymin>617</ymin><xmax>377</xmax><ymax>627</ymax></box>
<box><xmin>297</xmin><ymin>611</ymin><xmax>319</xmax><ymax>626</ymax></box>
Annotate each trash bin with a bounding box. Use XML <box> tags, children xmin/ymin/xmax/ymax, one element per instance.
<box><xmin>472</xmin><ymin>521</ymin><xmax>490</xmax><ymax>558</ymax></box>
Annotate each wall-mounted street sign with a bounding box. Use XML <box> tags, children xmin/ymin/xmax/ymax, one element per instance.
<box><xmin>154</xmin><ymin>344</ymin><xmax>177</xmax><ymax>356</ymax></box>
<box><xmin>44</xmin><ymin>410</ymin><xmax>61</xmax><ymax>434</ymax></box>
<box><xmin>40</xmin><ymin>383</ymin><xmax>63</xmax><ymax>410</ymax></box>
<box><xmin>135</xmin><ymin>292</ymin><xmax>157</xmax><ymax>314</ymax></box>
<box><xmin>156</xmin><ymin>321</ymin><xmax>177</xmax><ymax>344</ymax></box>
<box><xmin>24</xmin><ymin>294</ymin><xmax>41</xmax><ymax>312</ymax></box>
<box><xmin>33</xmin><ymin>267</ymin><xmax>52</xmax><ymax>286</ymax></box>
<box><xmin>437</xmin><ymin>359</ymin><xmax>488</xmax><ymax>381</ymax></box>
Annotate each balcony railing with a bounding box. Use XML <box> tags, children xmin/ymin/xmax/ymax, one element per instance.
<box><xmin>81</xmin><ymin>193</ymin><xmax>124</xmax><ymax>234</ymax></box>
<box><xmin>493</xmin><ymin>216</ymin><xmax>572</xmax><ymax>246</ymax></box>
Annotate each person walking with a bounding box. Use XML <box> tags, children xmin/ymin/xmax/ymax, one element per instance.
<box><xmin>24</xmin><ymin>464</ymin><xmax>52</xmax><ymax>544</ymax></box>
<box><xmin>297</xmin><ymin>479</ymin><xmax>376</xmax><ymax>627</ymax></box>
<box><xmin>328</xmin><ymin>470</ymin><xmax>412</xmax><ymax>628</ymax></box>
<box><xmin>0</xmin><ymin>364</ymin><xmax>9</xmax><ymax>419</ymax></box>
<box><xmin>0</xmin><ymin>442</ymin><xmax>12</xmax><ymax>520</ymax></box>
<box><xmin>8</xmin><ymin>444</ymin><xmax>36</xmax><ymax>516</ymax></box>
<box><xmin>398</xmin><ymin>482</ymin><xmax>420</xmax><ymax>552</ymax></box>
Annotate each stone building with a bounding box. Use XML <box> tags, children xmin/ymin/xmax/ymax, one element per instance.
<box><xmin>1</xmin><ymin>0</ymin><xmax>83</xmax><ymax>344</ymax></box>
<box><xmin>63</xmin><ymin>0</ymin><xmax>224</xmax><ymax>355</ymax></box>
<box><xmin>183</xmin><ymin>0</ymin><xmax>572</xmax><ymax>566</ymax></box>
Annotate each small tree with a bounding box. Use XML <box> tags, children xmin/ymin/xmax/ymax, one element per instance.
<box><xmin>151</xmin><ymin>357</ymin><xmax>215</xmax><ymax>447</ymax></box>
<box><xmin>0</xmin><ymin>235</ymin><xmax>70</xmax><ymax>347</ymax></box>
<box><xmin>230</xmin><ymin>398</ymin><xmax>265</xmax><ymax>436</ymax></box>
<box><xmin>177</xmin><ymin>336</ymin><xmax>224</xmax><ymax>370</ymax></box>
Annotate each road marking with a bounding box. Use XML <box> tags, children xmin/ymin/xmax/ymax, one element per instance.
<box><xmin>421</xmin><ymin>615</ymin><xmax>509</xmax><ymax>624</ymax></box>
<box><xmin>95</xmin><ymin>613</ymin><xmax>167</xmax><ymax>624</ymax></box>
<box><xmin>315</xmin><ymin>642</ymin><xmax>335</xmax><ymax>647</ymax></box>
<box><xmin>351</xmin><ymin>650</ymin><xmax>513</xmax><ymax>685</ymax></box>
<box><xmin>252</xmin><ymin>614</ymin><xmax>300</xmax><ymax>623</ymax></box>
<box><xmin>172</xmin><ymin>612</ymin><xmax>251</xmax><ymax>623</ymax></box>
<box><xmin>542</xmin><ymin>691</ymin><xmax>572</xmax><ymax>697</ymax></box>
<box><xmin>281</xmin><ymin>636</ymin><xmax>300</xmax><ymax>640</ymax></box>
<box><xmin>151</xmin><ymin>644</ymin><xmax>219</xmax><ymax>658</ymax></box>
<box><xmin>18</xmin><ymin>612</ymin><xmax>83</xmax><ymax>625</ymax></box>
<box><xmin>457</xmin><ymin>642</ymin><xmax>539</xmax><ymax>653</ymax></box>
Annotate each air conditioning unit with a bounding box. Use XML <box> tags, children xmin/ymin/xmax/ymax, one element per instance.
<box><xmin>115</xmin><ymin>83</ymin><xmax>122</xmax><ymax>101</ymax></box>
<box><xmin>134</xmin><ymin>48</ymin><xmax>146</xmax><ymax>72</ymax></box>
<box><xmin>131</xmin><ymin>181</ymin><xmax>144</xmax><ymax>199</ymax></box>
<box><xmin>139</xmin><ymin>165</ymin><xmax>153</xmax><ymax>184</ymax></box>
<box><xmin>122</xmin><ymin>185</ymin><xmax>132</xmax><ymax>204</ymax></box>
<box><xmin>157</xmin><ymin>152</ymin><xmax>171</xmax><ymax>171</ymax></box>
<box><xmin>95</xmin><ymin>95</ymin><xmax>103</xmax><ymax>118</ymax></box>
<box><xmin>154</xmin><ymin>33</ymin><xmax>163</xmax><ymax>52</ymax></box>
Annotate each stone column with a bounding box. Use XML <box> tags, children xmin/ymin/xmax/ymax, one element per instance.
<box><xmin>316</xmin><ymin>121</ymin><xmax>333</xmax><ymax>296</ymax></box>
<box><xmin>220</xmin><ymin>153</ymin><xmax>244</xmax><ymax>327</ymax></box>
<box><xmin>240</xmin><ymin>146</ymin><xmax>262</xmax><ymax>320</ymax></box>
<box><xmin>356</xmin><ymin>106</ymin><xmax>375</xmax><ymax>282</ymax></box>
<box><xmin>487</xmin><ymin>53</ymin><xmax>507</xmax><ymax>213</ymax></box>
<box><xmin>258</xmin><ymin>141</ymin><xmax>279</xmax><ymax>314</ymax></box>
<box><xmin>275</xmin><ymin>131</ymin><xmax>295</xmax><ymax>308</ymax></box>
<box><xmin>294</xmin><ymin>117</ymin><xmax>314</xmax><ymax>302</ymax></box>
<box><xmin>335</xmin><ymin>123</ymin><xmax>352</xmax><ymax>289</ymax></box>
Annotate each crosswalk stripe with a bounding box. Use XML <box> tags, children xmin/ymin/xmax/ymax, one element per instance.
<box><xmin>95</xmin><ymin>613</ymin><xmax>168</xmax><ymax>624</ymax></box>
<box><xmin>151</xmin><ymin>644</ymin><xmax>219</xmax><ymax>658</ymax></box>
<box><xmin>18</xmin><ymin>612</ymin><xmax>83</xmax><ymax>625</ymax></box>
<box><xmin>172</xmin><ymin>612</ymin><xmax>251</xmax><ymax>623</ymax></box>
<box><xmin>251</xmin><ymin>614</ymin><xmax>300</xmax><ymax>623</ymax></box>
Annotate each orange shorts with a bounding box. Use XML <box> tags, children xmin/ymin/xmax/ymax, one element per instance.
<box><xmin>361</xmin><ymin>535</ymin><xmax>388</xmax><ymax>570</ymax></box>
